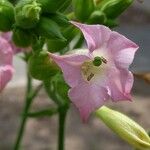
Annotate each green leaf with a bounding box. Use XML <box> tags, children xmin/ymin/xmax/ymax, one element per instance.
<box><xmin>25</xmin><ymin>107</ymin><xmax>58</xmax><ymax>118</ymax></box>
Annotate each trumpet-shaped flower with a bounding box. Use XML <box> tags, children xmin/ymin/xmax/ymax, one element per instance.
<box><xmin>0</xmin><ymin>36</ymin><xmax>13</xmax><ymax>92</ymax></box>
<box><xmin>50</xmin><ymin>22</ymin><xmax>139</xmax><ymax>121</ymax></box>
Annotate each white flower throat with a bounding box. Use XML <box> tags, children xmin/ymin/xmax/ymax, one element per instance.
<box><xmin>81</xmin><ymin>56</ymin><xmax>107</xmax><ymax>82</ymax></box>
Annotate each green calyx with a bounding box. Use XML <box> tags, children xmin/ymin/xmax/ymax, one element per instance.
<box><xmin>28</xmin><ymin>51</ymin><xmax>59</xmax><ymax>80</ymax></box>
<box><xmin>12</xmin><ymin>27</ymin><xmax>33</xmax><ymax>47</ymax></box>
<box><xmin>0</xmin><ymin>0</ymin><xmax>14</xmax><ymax>31</ymax></box>
<box><xmin>93</xmin><ymin>56</ymin><xmax>102</xmax><ymax>67</ymax></box>
<box><xmin>36</xmin><ymin>17</ymin><xmax>66</xmax><ymax>41</ymax></box>
<box><xmin>15</xmin><ymin>0</ymin><xmax>41</xmax><ymax>29</ymax></box>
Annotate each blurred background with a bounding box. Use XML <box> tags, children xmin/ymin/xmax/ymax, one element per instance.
<box><xmin>0</xmin><ymin>0</ymin><xmax>150</xmax><ymax>150</ymax></box>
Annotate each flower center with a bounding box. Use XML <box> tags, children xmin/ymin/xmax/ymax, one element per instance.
<box><xmin>81</xmin><ymin>56</ymin><xmax>107</xmax><ymax>82</ymax></box>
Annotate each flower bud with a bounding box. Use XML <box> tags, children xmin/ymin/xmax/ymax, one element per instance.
<box><xmin>72</xmin><ymin>0</ymin><xmax>95</xmax><ymax>22</ymax></box>
<box><xmin>96</xmin><ymin>106</ymin><xmax>150</xmax><ymax>150</ymax></box>
<box><xmin>36</xmin><ymin>17</ymin><xmax>66</xmax><ymax>41</ymax></box>
<box><xmin>36</xmin><ymin>0</ymin><xmax>70</xmax><ymax>14</ymax></box>
<box><xmin>12</xmin><ymin>28</ymin><xmax>32</xmax><ymax>47</ymax></box>
<box><xmin>97</xmin><ymin>0</ymin><xmax>134</xmax><ymax>19</ymax></box>
<box><xmin>0</xmin><ymin>0</ymin><xmax>14</xmax><ymax>31</ymax></box>
<box><xmin>28</xmin><ymin>51</ymin><xmax>59</xmax><ymax>80</ymax></box>
<box><xmin>88</xmin><ymin>10</ymin><xmax>106</xmax><ymax>24</ymax></box>
<box><xmin>15</xmin><ymin>0</ymin><xmax>41</xmax><ymax>29</ymax></box>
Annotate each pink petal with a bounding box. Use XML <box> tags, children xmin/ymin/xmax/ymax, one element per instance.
<box><xmin>71</xmin><ymin>21</ymin><xmax>111</xmax><ymax>52</ymax></box>
<box><xmin>107</xmin><ymin>31</ymin><xmax>139</xmax><ymax>69</ymax></box>
<box><xmin>0</xmin><ymin>36</ymin><xmax>13</xmax><ymax>65</ymax></box>
<box><xmin>49</xmin><ymin>53</ymin><xmax>90</xmax><ymax>87</ymax></box>
<box><xmin>107</xmin><ymin>67</ymin><xmax>133</xmax><ymax>101</ymax></box>
<box><xmin>1</xmin><ymin>32</ymin><xmax>23</xmax><ymax>54</ymax></box>
<box><xmin>69</xmin><ymin>82</ymin><xmax>109</xmax><ymax>122</ymax></box>
<box><xmin>0</xmin><ymin>65</ymin><xmax>14</xmax><ymax>92</ymax></box>
<box><xmin>0</xmin><ymin>36</ymin><xmax>14</xmax><ymax>91</ymax></box>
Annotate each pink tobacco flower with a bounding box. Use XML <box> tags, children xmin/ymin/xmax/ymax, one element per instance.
<box><xmin>50</xmin><ymin>22</ymin><xmax>139</xmax><ymax>121</ymax></box>
<box><xmin>1</xmin><ymin>32</ymin><xmax>23</xmax><ymax>54</ymax></box>
<box><xmin>0</xmin><ymin>36</ymin><xmax>14</xmax><ymax>92</ymax></box>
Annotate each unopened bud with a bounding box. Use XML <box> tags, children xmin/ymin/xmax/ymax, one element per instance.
<box><xmin>28</xmin><ymin>51</ymin><xmax>59</xmax><ymax>80</ymax></box>
<box><xmin>15</xmin><ymin>0</ymin><xmax>41</xmax><ymax>29</ymax></box>
<box><xmin>96</xmin><ymin>106</ymin><xmax>150</xmax><ymax>150</ymax></box>
<box><xmin>0</xmin><ymin>0</ymin><xmax>14</xmax><ymax>31</ymax></box>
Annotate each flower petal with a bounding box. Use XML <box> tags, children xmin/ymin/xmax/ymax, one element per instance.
<box><xmin>0</xmin><ymin>36</ymin><xmax>13</xmax><ymax>65</ymax></box>
<box><xmin>71</xmin><ymin>21</ymin><xmax>111</xmax><ymax>52</ymax></box>
<box><xmin>1</xmin><ymin>32</ymin><xmax>23</xmax><ymax>54</ymax></box>
<box><xmin>69</xmin><ymin>82</ymin><xmax>109</xmax><ymax>122</ymax></box>
<box><xmin>107</xmin><ymin>67</ymin><xmax>133</xmax><ymax>101</ymax></box>
<box><xmin>107</xmin><ymin>31</ymin><xmax>139</xmax><ymax>69</ymax></box>
<box><xmin>0</xmin><ymin>65</ymin><xmax>14</xmax><ymax>92</ymax></box>
<box><xmin>49</xmin><ymin>53</ymin><xmax>90</xmax><ymax>87</ymax></box>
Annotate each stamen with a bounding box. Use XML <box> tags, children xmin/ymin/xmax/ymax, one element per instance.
<box><xmin>101</xmin><ymin>56</ymin><xmax>107</xmax><ymax>64</ymax></box>
<box><xmin>87</xmin><ymin>73</ymin><xmax>94</xmax><ymax>81</ymax></box>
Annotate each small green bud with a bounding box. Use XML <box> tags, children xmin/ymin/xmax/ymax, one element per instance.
<box><xmin>96</xmin><ymin>106</ymin><xmax>150</xmax><ymax>150</ymax></box>
<box><xmin>36</xmin><ymin>17</ymin><xmax>66</xmax><ymax>41</ymax></box>
<box><xmin>97</xmin><ymin>0</ymin><xmax>134</xmax><ymax>19</ymax></box>
<box><xmin>15</xmin><ymin>0</ymin><xmax>41</xmax><ymax>29</ymax></box>
<box><xmin>93</xmin><ymin>56</ymin><xmax>102</xmax><ymax>66</ymax></box>
<box><xmin>28</xmin><ymin>51</ymin><xmax>59</xmax><ymax>80</ymax></box>
<box><xmin>12</xmin><ymin>28</ymin><xmax>32</xmax><ymax>47</ymax></box>
<box><xmin>36</xmin><ymin>0</ymin><xmax>70</xmax><ymax>14</ymax></box>
<box><xmin>72</xmin><ymin>0</ymin><xmax>95</xmax><ymax>22</ymax></box>
<box><xmin>0</xmin><ymin>0</ymin><xmax>14</xmax><ymax>31</ymax></box>
<box><xmin>88</xmin><ymin>10</ymin><xmax>106</xmax><ymax>24</ymax></box>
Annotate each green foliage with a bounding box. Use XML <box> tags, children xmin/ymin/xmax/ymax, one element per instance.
<box><xmin>12</xmin><ymin>27</ymin><xmax>33</xmax><ymax>47</ymax></box>
<box><xmin>97</xmin><ymin>0</ymin><xmax>134</xmax><ymax>19</ymax></box>
<box><xmin>44</xmin><ymin>73</ymin><xmax>70</xmax><ymax>107</ymax></box>
<box><xmin>36</xmin><ymin>17</ymin><xmax>66</xmax><ymax>40</ymax></box>
<box><xmin>0</xmin><ymin>0</ymin><xmax>14</xmax><ymax>31</ymax></box>
<box><xmin>48</xmin><ymin>12</ymin><xmax>69</xmax><ymax>27</ymax></box>
<box><xmin>36</xmin><ymin>0</ymin><xmax>71</xmax><ymax>14</ymax></box>
<box><xmin>72</xmin><ymin>0</ymin><xmax>95</xmax><ymax>22</ymax></box>
<box><xmin>88</xmin><ymin>10</ymin><xmax>106</xmax><ymax>24</ymax></box>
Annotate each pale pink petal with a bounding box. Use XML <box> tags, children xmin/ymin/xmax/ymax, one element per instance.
<box><xmin>49</xmin><ymin>53</ymin><xmax>90</xmax><ymax>87</ymax></box>
<box><xmin>71</xmin><ymin>21</ymin><xmax>111</xmax><ymax>52</ymax></box>
<box><xmin>0</xmin><ymin>36</ymin><xmax>14</xmax><ymax>91</ymax></box>
<box><xmin>107</xmin><ymin>31</ymin><xmax>139</xmax><ymax>69</ymax></box>
<box><xmin>1</xmin><ymin>32</ymin><xmax>23</xmax><ymax>54</ymax></box>
<box><xmin>0</xmin><ymin>36</ymin><xmax>13</xmax><ymax>65</ymax></box>
<box><xmin>107</xmin><ymin>67</ymin><xmax>133</xmax><ymax>101</ymax></box>
<box><xmin>0</xmin><ymin>65</ymin><xmax>14</xmax><ymax>92</ymax></box>
<box><xmin>69</xmin><ymin>82</ymin><xmax>109</xmax><ymax>122</ymax></box>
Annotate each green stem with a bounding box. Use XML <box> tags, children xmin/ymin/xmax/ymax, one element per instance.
<box><xmin>13</xmin><ymin>73</ymin><xmax>33</xmax><ymax>150</ymax></box>
<box><xmin>58</xmin><ymin>108</ymin><xmax>67</xmax><ymax>150</ymax></box>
